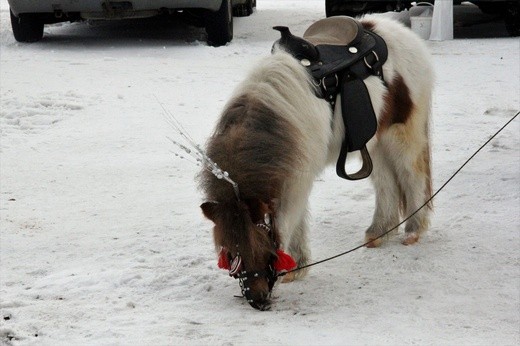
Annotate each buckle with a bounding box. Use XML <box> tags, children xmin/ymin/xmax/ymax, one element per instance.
<box><xmin>363</xmin><ymin>50</ymin><xmax>380</xmax><ymax>70</ymax></box>
<box><xmin>321</xmin><ymin>74</ymin><xmax>339</xmax><ymax>91</ymax></box>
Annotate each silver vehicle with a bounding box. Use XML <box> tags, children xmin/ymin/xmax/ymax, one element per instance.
<box><xmin>8</xmin><ymin>0</ymin><xmax>256</xmax><ymax>46</ymax></box>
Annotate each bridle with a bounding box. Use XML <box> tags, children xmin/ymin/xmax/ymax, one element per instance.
<box><xmin>224</xmin><ymin>214</ymin><xmax>279</xmax><ymax>310</ymax></box>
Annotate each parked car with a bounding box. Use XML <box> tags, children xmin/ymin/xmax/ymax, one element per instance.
<box><xmin>8</xmin><ymin>0</ymin><xmax>256</xmax><ymax>46</ymax></box>
<box><xmin>325</xmin><ymin>0</ymin><xmax>518</xmax><ymax>36</ymax></box>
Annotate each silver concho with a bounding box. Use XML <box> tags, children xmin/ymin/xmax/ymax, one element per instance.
<box><xmin>229</xmin><ymin>256</ymin><xmax>242</xmax><ymax>276</ymax></box>
<box><xmin>264</xmin><ymin>213</ymin><xmax>271</xmax><ymax>226</ymax></box>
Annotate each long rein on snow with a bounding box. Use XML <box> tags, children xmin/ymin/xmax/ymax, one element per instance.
<box><xmin>277</xmin><ymin>110</ymin><xmax>519</xmax><ymax>278</ymax></box>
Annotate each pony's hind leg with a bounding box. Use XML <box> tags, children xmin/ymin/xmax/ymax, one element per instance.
<box><xmin>396</xmin><ymin>141</ymin><xmax>432</xmax><ymax>245</ymax></box>
<box><xmin>365</xmin><ymin>142</ymin><xmax>401</xmax><ymax>247</ymax></box>
<box><xmin>382</xmin><ymin>117</ymin><xmax>432</xmax><ymax>245</ymax></box>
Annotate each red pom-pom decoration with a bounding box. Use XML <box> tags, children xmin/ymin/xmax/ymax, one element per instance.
<box><xmin>218</xmin><ymin>248</ymin><xmax>297</xmax><ymax>273</ymax></box>
<box><xmin>274</xmin><ymin>249</ymin><xmax>297</xmax><ymax>272</ymax></box>
<box><xmin>218</xmin><ymin>248</ymin><xmax>230</xmax><ymax>270</ymax></box>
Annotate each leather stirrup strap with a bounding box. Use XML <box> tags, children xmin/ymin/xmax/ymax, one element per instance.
<box><xmin>336</xmin><ymin>145</ymin><xmax>373</xmax><ymax>180</ymax></box>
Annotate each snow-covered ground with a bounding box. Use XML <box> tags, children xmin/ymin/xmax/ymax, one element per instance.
<box><xmin>1</xmin><ymin>1</ymin><xmax>518</xmax><ymax>345</ymax></box>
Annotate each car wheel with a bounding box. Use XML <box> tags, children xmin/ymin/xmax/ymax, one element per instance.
<box><xmin>504</xmin><ymin>2</ymin><xmax>519</xmax><ymax>37</ymax></box>
<box><xmin>10</xmin><ymin>9</ymin><xmax>44</xmax><ymax>42</ymax></box>
<box><xmin>205</xmin><ymin>0</ymin><xmax>233</xmax><ymax>46</ymax></box>
<box><xmin>233</xmin><ymin>0</ymin><xmax>254</xmax><ymax>17</ymax></box>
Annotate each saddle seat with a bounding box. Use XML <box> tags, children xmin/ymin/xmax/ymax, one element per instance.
<box><xmin>303</xmin><ymin>16</ymin><xmax>364</xmax><ymax>47</ymax></box>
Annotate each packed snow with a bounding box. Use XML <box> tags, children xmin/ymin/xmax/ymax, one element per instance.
<box><xmin>1</xmin><ymin>1</ymin><xmax>519</xmax><ymax>345</ymax></box>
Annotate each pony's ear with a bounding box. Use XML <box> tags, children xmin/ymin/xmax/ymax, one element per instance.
<box><xmin>200</xmin><ymin>202</ymin><xmax>218</xmax><ymax>221</ymax></box>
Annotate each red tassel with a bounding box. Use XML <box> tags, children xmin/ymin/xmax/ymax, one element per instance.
<box><xmin>218</xmin><ymin>248</ymin><xmax>230</xmax><ymax>270</ymax></box>
<box><xmin>219</xmin><ymin>248</ymin><xmax>296</xmax><ymax>272</ymax></box>
<box><xmin>274</xmin><ymin>249</ymin><xmax>297</xmax><ymax>272</ymax></box>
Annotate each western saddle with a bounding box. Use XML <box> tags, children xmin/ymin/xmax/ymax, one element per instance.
<box><xmin>273</xmin><ymin>16</ymin><xmax>388</xmax><ymax>180</ymax></box>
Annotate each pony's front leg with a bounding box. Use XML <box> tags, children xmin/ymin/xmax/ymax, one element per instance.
<box><xmin>282</xmin><ymin>212</ymin><xmax>311</xmax><ymax>282</ymax></box>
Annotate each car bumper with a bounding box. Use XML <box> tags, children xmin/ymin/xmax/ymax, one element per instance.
<box><xmin>8</xmin><ymin>0</ymin><xmax>222</xmax><ymax>16</ymax></box>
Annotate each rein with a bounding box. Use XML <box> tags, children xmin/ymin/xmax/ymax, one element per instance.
<box><xmin>278</xmin><ymin>111</ymin><xmax>519</xmax><ymax>277</ymax></box>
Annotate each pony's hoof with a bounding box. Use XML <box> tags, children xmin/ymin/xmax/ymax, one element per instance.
<box><xmin>281</xmin><ymin>272</ymin><xmax>296</xmax><ymax>283</ymax></box>
<box><xmin>402</xmin><ymin>232</ymin><xmax>419</xmax><ymax>245</ymax></box>
<box><xmin>365</xmin><ymin>236</ymin><xmax>383</xmax><ymax>248</ymax></box>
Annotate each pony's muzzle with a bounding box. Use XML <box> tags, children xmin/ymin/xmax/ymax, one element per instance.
<box><xmin>248</xmin><ymin>291</ymin><xmax>272</xmax><ymax>311</ymax></box>
<box><xmin>247</xmin><ymin>278</ymin><xmax>272</xmax><ymax>310</ymax></box>
<box><xmin>250</xmin><ymin>300</ymin><xmax>271</xmax><ymax>311</ymax></box>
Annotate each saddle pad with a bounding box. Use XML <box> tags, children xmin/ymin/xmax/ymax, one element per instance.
<box><xmin>303</xmin><ymin>16</ymin><xmax>363</xmax><ymax>46</ymax></box>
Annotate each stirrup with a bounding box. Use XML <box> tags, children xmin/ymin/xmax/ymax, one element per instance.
<box><xmin>336</xmin><ymin>145</ymin><xmax>373</xmax><ymax>180</ymax></box>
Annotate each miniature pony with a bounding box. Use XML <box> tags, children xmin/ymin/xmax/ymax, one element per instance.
<box><xmin>200</xmin><ymin>15</ymin><xmax>433</xmax><ymax>309</ymax></box>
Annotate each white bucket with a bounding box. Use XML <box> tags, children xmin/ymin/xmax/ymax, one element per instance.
<box><xmin>410</xmin><ymin>2</ymin><xmax>433</xmax><ymax>40</ymax></box>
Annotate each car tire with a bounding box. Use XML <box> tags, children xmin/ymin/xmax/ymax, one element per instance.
<box><xmin>205</xmin><ymin>0</ymin><xmax>233</xmax><ymax>47</ymax></box>
<box><xmin>10</xmin><ymin>9</ymin><xmax>44</xmax><ymax>42</ymax></box>
<box><xmin>233</xmin><ymin>0</ymin><xmax>254</xmax><ymax>17</ymax></box>
<box><xmin>504</xmin><ymin>2</ymin><xmax>519</xmax><ymax>37</ymax></box>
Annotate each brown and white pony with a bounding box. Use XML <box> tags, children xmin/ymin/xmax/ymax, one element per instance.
<box><xmin>200</xmin><ymin>15</ymin><xmax>434</xmax><ymax>309</ymax></box>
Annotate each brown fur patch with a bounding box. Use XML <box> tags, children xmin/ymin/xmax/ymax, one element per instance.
<box><xmin>207</xmin><ymin>200</ymin><xmax>276</xmax><ymax>265</ymax></box>
<box><xmin>378</xmin><ymin>74</ymin><xmax>414</xmax><ymax>134</ymax></box>
<box><xmin>361</xmin><ymin>19</ymin><xmax>376</xmax><ymax>32</ymax></box>
<box><xmin>201</xmin><ymin>94</ymin><xmax>301</xmax><ymax>205</ymax></box>
<box><xmin>200</xmin><ymin>93</ymin><xmax>301</xmax><ymax>272</ymax></box>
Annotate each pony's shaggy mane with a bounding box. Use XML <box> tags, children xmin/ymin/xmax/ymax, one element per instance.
<box><xmin>200</xmin><ymin>53</ymin><xmax>316</xmax><ymax>205</ymax></box>
<box><xmin>199</xmin><ymin>52</ymin><xmax>330</xmax><ymax>266</ymax></box>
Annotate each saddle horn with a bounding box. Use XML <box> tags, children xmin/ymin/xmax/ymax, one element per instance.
<box><xmin>272</xmin><ymin>26</ymin><xmax>319</xmax><ymax>62</ymax></box>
